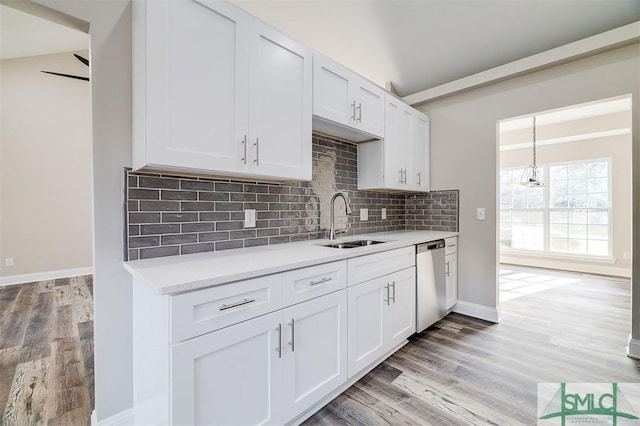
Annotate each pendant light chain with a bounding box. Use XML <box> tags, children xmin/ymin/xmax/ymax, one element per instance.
<box><xmin>532</xmin><ymin>116</ymin><xmax>537</xmax><ymax>167</ymax></box>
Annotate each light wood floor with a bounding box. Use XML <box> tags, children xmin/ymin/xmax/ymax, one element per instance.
<box><xmin>305</xmin><ymin>269</ymin><xmax>640</xmax><ymax>425</ymax></box>
<box><xmin>0</xmin><ymin>276</ymin><xmax>94</xmax><ymax>426</ymax></box>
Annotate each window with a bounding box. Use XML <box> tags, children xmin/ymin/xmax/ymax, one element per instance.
<box><xmin>500</xmin><ymin>160</ymin><xmax>611</xmax><ymax>257</ymax></box>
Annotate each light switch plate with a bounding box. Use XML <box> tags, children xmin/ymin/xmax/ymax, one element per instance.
<box><xmin>476</xmin><ymin>208</ymin><xmax>486</xmax><ymax>221</ymax></box>
<box><xmin>244</xmin><ymin>209</ymin><xmax>256</xmax><ymax>228</ymax></box>
<box><xmin>360</xmin><ymin>208</ymin><xmax>368</xmax><ymax>221</ymax></box>
<box><xmin>381</xmin><ymin>208</ymin><xmax>387</xmax><ymax>220</ymax></box>
<box><xmin>623</xmin><ymin>252</ymin><xmax>631</xmax><ymax>260</ymax></box>
<box><xmin>4</xmin><ymin>257</ymin><xmax>14</xmax><ymax>267</ymax></box>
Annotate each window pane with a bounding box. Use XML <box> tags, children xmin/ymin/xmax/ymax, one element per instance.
<box><xmin>568</xmin><ymin>210</ymin><xmax>587</xmax><ymax>224</ymax></box>
<box><xmin>588</xmin><ymin>161</ymin><xmax>608</xmax><ymax>178</ymax></box>
<box><xmin>588</xmin><ymin>240</ymin><xmax>609</xmax><ymax>256</ymax></box>
<box><xmin>568</xmin><ymin>224</ymin><xmax>587</xmax><ymax>239</ymax></box>
<box><xmin>588</xmin><ymin>193</ymin><xmax>608</xmax><ymax>208</ymax></box>
<box><xmin>568</xmin><ymin>179</ymin><xmax>586</xmax><ymax>194</ymax></box>
<box><xmin>550</xmin><ymin>165</ymin><xmax>567</xmax><ymax>180</ymax></box>
<box><xmin>512</xmin><ymin>210</ymin><xmax>527</xmax><ymax>223</ymax></box>
<box><xmin>588</xmin><ymin>224</ymin><xmax>608</xmax><ymax>240</ymax></box>
<box><xmin>588</xmin><ymin>210</ymin><xmax>608</xmax><ymax>225</ymax></box>
<box><xmin>568</xmin><ymin>239</ymin><xmax>588</xmax><ymax>254</ymax></box>
<box><xmin>552</xmin><ymin>195</ymin><xmax>568</xmax><ymax>208</ymax></box>
<box><xmin>587</xmin><ymin>178</ymin><xmax>607</xmax><ymax>193</ymax></box>
<box><xmin>500</xmin><ymin>210</ymin><xmax>512</xmax><ymax>223</ymax></box>
<box><xmin>568</xmin><ymin>163</ymin><xmax>587</xmax><ymax>179</ymax></box>
<box><xmin>528</xmin><ymin>194</ymin><xmax>544</xmax><ymax>208</ymax></box>
<box><xmin>550</xmin><ymin>210</ymin><xmax>568</xmax><ymax>223</ymax></box>
<box><xmin>528</xmin><ymin>211</ymin><xmax>544</xmax><ymax>224</ymax></box>
<box><xmin>550</xmin><ymin>180</ymin><xmax>567</xmax><ymax>195</ymax></box>
<box><xmin>500</xmin><ymin>223</ymin><xmax>513</xmax><ymax>248</ymax></box>
<box><xmin>551</xmin><ymin>224</ymin><xmax>568</xmax><ymax>238</ymax></box>
<box><xmin>513</xmin><ymin>196</ymin><xmax>527</xmax><ymax>208</ymax></box>
<box><xmin>512</xmin><ymin>224</ymin><xmax>543</xmax><ymax>251</ymax></box>
<box><xmin>568</xmin><ymin>194</ymin><xmax>587</xmax><ymax>208</ymax></box>
<box><xmin>550</xmin><ymin>238</ymin><xmax>568</xmax><ymax>253</ymax></box>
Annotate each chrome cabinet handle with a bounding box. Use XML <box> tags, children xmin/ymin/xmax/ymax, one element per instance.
<box><xmin>350</xmin><ymin>101</ymin><xmax>356</xmax><ymax>121</ymax></box>
<box><xmin>391</xmin><ymin>281</ymin><xmax>396</xmax><ymax>303</ymax></box>
<box><xmin>398</xmin><ymin>169</ymin><xmax>404</xmax><ymax>183</ymax></box>
<box><xmin>446</xmin><ymin>261</ymin><xmax>450</xmax><ymax>276</ymax></box>
<box><xmin>275</xmin><ymin>323</ymin><xmax>282</xmax><ymax>358</ymax></box>
<box><xmin>219</xmin><ymin>298</ymin><xmax>256</xmax><ymax>311</ymax></box>
<box><xmin>357</xmin><ymin>103</ymin><xmax>362</xmax><ymax>122</ymax></box>
<box><xmin>288</xmin><ymin>319</ymin><xmax>295</xmax><ymax>352</ymax></box>
<box><xmin>254</xmin><ymin>138</ymin><xmax>259</xmax><ymax>165</ymax></box>
<box><xmin>417</xmin><ymin>172</ymin><xmax>421</xmax><ymax>186</ymax></box>
<box><xmin>384</xmin><ymin>284</ymin><xmax>390</xmax><ymax>305</ymax></box>
<box><xmin>241</xmin><ymin>135</ymin><xmax>247</xmax><ymax>165</ymax></box>
<box><xmin>309</xmin><ymin>277</ymin><xmax>332</xmax><ymax>286</ymax></box>
<box><xmin>401</xmin><ymin>169</ymin><xmax>407</xmax><ymax>184</ymax></box>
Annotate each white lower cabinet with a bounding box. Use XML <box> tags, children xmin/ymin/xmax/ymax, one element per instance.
<box><xmin>171</xmin><ymin>290</ymin><xmax>347</xmax><ymax>425</ymax></box>
<box><xmin>445</xmin><ymin>237</ymin><xmax>458</xmax><ymax>310</ymax></box>
<box><xmin>347</xmin><ymin>267</ymin><xmax>416</xmax><ymax>378</ymax></box>
<box><xmin>171</xmin><ymin>311</ymin><xmax>283</xmax><ymax>425</ymax></box>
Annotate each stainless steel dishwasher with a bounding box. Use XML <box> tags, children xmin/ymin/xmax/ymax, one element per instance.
<box><xmin>416</xmin><ymin>240</ymin><xmax>446</xmax><ymax>333</ymax></box>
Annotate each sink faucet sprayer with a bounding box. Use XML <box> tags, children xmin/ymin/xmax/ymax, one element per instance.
<box><xmin>329</xmin><ymin>192</ymin><xmax>352</xmax><ymax>240</ymax></box>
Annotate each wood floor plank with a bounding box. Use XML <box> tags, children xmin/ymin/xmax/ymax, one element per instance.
<box><xmin>77</xmin><ymin>321</ymin><xmax>94</xmax><ymax>410</ymax></box>
<box><xmin>70</xmin><ymin>283</ymin><xmax>93</xmax><ymax>324</ymax></box>
<box><xmin>0</xmin><ymin>310</ymin><xmax>31</xmax><ymax>350</ymax></box>
<box><xmin>0</xmin><ymin>347</ymin><xmax>21</xmax><ymax>416</ymax></box>
<box><xmin>19</xmin><ymin>292</ymin><xmax>54</xmax><ymax>363</ymax></box>
<box><xmin>2</xmin><ymin>357</ymin><xmax>49</xmax><ymax>425</ymax></box>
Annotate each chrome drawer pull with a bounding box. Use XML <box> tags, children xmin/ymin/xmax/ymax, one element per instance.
<box><xmin>241</xmin><ymin>135</ymin><xmax>247</xmax><ymax>165</ymax></box>
<box><xmin>309</xmin><ymin>277</ymin><xmax>332</xmax><ymax>286</ymax></box>
<box><xmin>357</xmin><ymin>102</ymin><xmax>362</xmax><ymax>122</ymax></box>
<box><xmin>289</xmin><ymin>319</ymin><xmax>295</xmax><ymax>352</ymax></box>
<box><xmin>391</xmin><ymin>281</ymin><xmax>396</xmax><ymax>303</ymax></box>
<box><xmin>350</xmin><ymin>101</ymin><xmax>356</xmax><ymax>121</ymax></box>
<box><xmin>384</xmin><ymin>284</ymin><xmax>390</xmax><ymax>305</ymax></box>
<box><xmin>219</xmin><ymin>298</ymin><xmax>256</xmax><ymax>311</ymax></box>
<box><xmin>445</xmin><ymin>261</ymin><xmax>450</xmax><ymax>276</ymax></box>
<box><xmin>275</xmin><ymin>323</ymin><xmax>282</xmax><ymax>358</ymax></box>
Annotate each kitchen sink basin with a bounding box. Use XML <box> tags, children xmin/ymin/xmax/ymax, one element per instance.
<box><xmin>322</xmin><ymin>239</ymin><xmax>386</xmax><ymax>249</ymax></box>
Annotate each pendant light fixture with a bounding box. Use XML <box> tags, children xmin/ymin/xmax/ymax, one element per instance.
<box><xmin>520</xmin><ymin>116</ymin><xmax>545</xmax><ymax>187</ymax></box>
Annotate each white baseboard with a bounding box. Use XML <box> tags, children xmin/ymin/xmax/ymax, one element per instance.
<box><xmin>500</xmin><ymin>255</ymin><xmax>631</xmax><ymax>278</ymax></box>
<box><xmin>452</xmin><ymin>301</ymin><xmax>502</xmax><ymax>323</ymax></box>
<box><xmin>627</xmin><ymin>336</ymin><xmax>640</xmax><ymax>359</ymax></box>
<box><xmin>91</xmin><ymin>408</ymin><xmax>135</xmax><ymax>426</ymax></box>
<box><xmin>0</xmin><ymin>266</ymin><xmax>93</xmax><ymax>287</ymax></box>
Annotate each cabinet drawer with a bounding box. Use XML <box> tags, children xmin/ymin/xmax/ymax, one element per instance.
<box><xmin>283</xmin><ymin>261</ymin><xmax>347</xmax><ymax>305</ymax></box>
<box><xmin>347</xmin><ymin>247</ymin><xmax>415</xmax><ymax>286</ymax></box>
<box><xmin>170</xmin><ymin>274</ymin><xmax>283</xmax><ymax>343</ymax></box>
<box><xmin>445</xmin><ymin>237</ymin><xmax>458</xmax><ymax>255</ymax></box>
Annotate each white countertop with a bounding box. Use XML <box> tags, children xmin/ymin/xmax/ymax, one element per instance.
<box><xmin>124</xmin><ymin>230</ymin><xmax>458</xmax><ymax>295</ymax></box>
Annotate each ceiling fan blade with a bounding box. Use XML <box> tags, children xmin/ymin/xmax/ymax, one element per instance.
<box><xmin>74</xmin><ymin>54</ymin><xmax>90</xmax><ymax>67</ymax></box>
<box><xmin>41</xmin><ymin>71</ymin><xmax>89</xmax><ymax>81</ymax></box>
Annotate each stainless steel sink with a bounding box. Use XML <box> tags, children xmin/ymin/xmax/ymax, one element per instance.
<box><xmin>322</xmin><ymin>239</ymin><xmax>386</xmax><ymax>249</ymax></box>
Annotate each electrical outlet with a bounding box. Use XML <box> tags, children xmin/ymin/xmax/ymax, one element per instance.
<box><xmin>381</xmin><ymin>208</ymin><xmax>387</xmax><ymax>220</ymax></box>
<box><xmin>623</xmin><ymin>252</ymin><xmax>631</xmax><ymax>260</ymax></box>
<box><xmin>360</xmin><ymin>208</ymin><xmax>368</xmax><ymax>221</ymax></box>
<box><xmin>476</xmin><ymin>208</ymin><xmax>486</xmax><ymax>221</ymax></box>
<box><xmin>244</xmin><ymin>209</ymin><xmax>256</xmax><ymax>228</ymax></box>
<box><xmin>4</xmin><ymin>258</ymin><xmax>14</xmax><ymax>267</ymax></box>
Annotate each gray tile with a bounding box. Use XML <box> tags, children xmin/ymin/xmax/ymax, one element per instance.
<box><xmin>182</xmin><ymin>222</ymin><xmax>215</xmax><ymax>233</ymax></box>
<box><xmin>199</xmin><ymin>232</ymin><xmax>230</xmax><ymax>242</ymax></box>
<box><xmin>139</xmin><ymin>176</ymin><xmax>180</xmax><ymax>189</ymax></box>
<box><xmin>257</xmin><ymin>211</ymin><xmax>279</xmax><ymax>220</ymax></box>
<box><xmin>269</xmin><ymin>203</ymin><xmax>290</xmax><ymax>211</ymax></box>
<box><xmin>181</xmin><ymin>180</ymin><xmax>214</xmax><ymax>191</ymax></box>
<box><xmin>128</xmin><ymin>249</ymin><xmax>139</xmax><ymax>261</ymax></box>
<box><xmin>128</xmin><ymin>200</ymin><xmax>139</xmax><ymax>212</ymax></box>
<box><xmin>161</xmin><ymin>190</ymin><xmax>197</xmax><ymax>201</ymax></box>
<box><xmin>269</xmin><ymin>219</ymin><xmax>290</xmax><ymax>227</ymax></box>
<box><xmin>162</xmin><ymin>213</ymin><xmax>199</xmax><ymax>222</ymax></box>
<box><xmin>244</xmin><ymin>184</ymin><xmax>268</xmax><ymax>193</ymax></box>
<box><xmin>128</xmin><ymin>175</ymin><xmax>138</xmax><ymax>188</ymax></box>
<box><xmin>200</xmin><ymin>212</ymin><xmax>229</xmax><ymax>221</ymax></box>
<box><xmin>215</xmin><ymin>202</ymin><xmax>244</xmax><ymax>212</ymax></box>
<box><xmin>257</xmin><ymin>194</ymin><xmax>279</xmax><ymax>202</ymax></box>
<box><xmin>181</xmin><ymin>243</ymin><xmax>215</xmax><ymax>255</ymax></box>
<box><xmin>244</xmin><ymin>238</ymin><xmax>269</xmax><ymax>248</ymax></box>
<box><xmin>216</xmin><ymin>221</ymin><xmax>244</xmax><ymax>231</ymax></box>
<box><xmin>161</xmin><ymin>234</ymin><xmax>197</xmax><ymax>245</ymax></box>
<box><xmin>215</xmin><ymin>182</ymin><xmax>243</xmax><ymax>192</ymax></box>
<box><xmin>269</xmin><ymin>186</ymin><xmax>289</xmax><ymax>194</ymax></box>
<box><xmin>257</xmin><ymin>228</ymin><xmax>279</xmax><ymax>237</ymax></box>
<box><xmin>279</xmin><ymin>226</ymin><xmax>298</xmax><ymax>235</ymax></box>
<box><xmin>129</xmin><ymin>225</ymin><xmax>140</xmax><ymax>236</ymax></box>
<box><xmin>129</xmin><ymin>213</ymin><xmax>160</xmax><ymax>224</ymax></box>
<box><xmin>215</xmin><ymin>240</ymin><xmax>244</xmax><ymax>251</ymax></box>
<box><xmin>181</xmin><ymin>202</ymin><xmax>216</xmax><ymax>211</ymax></box>
<box><xmin>129</xmin><ymin>189</ymin><xmax>159</xmax><ymax>200</ymax></box>
<box><xmin>268</xmin><ymin>236</ymin><xmax>290</xmax><ymax>245</ymax></box>
<box><xmin>139</xmin><ymin>246</ymin><xmax>180</xmax><ymax>259</ymax></box>
<box><xmin>199</xmin><ymin>192</ymin><xmax>230</xmax><ymax>202</ymax></box>
<box><xmin>230</xmin><ymin>193</ymin><xmax>256</xmax><ymax>202</ymax></box>
<box><xmin>243</xmin><ymin>202</ymin><xmax>269</xmax><ymax>210</ymax></box>
<box><xmin>140</xmin><ymin>200</ymin><xmax>180</xmax><ymax>211</ymax></box>
<box><xmin>130</xmin><ymin>236</ymin><xmax>160</xmax><ymax>248</ymax></box>
<box><xmin>140</xmin><ymin>224</ymin><xmax>181</xmax><ymax>235</ymax></box>
<box><xmin>230</xmin><ymin>230</ymin><xmax>256</xmax><ymax>239</ymax></box>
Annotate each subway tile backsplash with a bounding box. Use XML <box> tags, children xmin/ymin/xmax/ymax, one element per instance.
<box><xmin>125</xmin><ymin>136</ymin><xmax>458</xmax><ymax>261</ymax></box>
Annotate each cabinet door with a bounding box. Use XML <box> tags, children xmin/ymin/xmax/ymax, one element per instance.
<box><xmin>412</xmin><ymin>112</ymin><xmax>429</xmax><ymax>192</ymax></box>
<box><xmin>282</xmin><ymin>291</ymin><xmax>347</xmax><ymax>422</ymax></box>
<box><xmin>383</xmin><ymin>95</ymin><xmax>412</xmax><ymax>189</ymax></box>
<box><xmin>347</xmin><ymin>277</ymin><xmax>387</xmax><ymax>378</ymax></box>
<box><xmin>387</xmin><ymin>267</ymin><xmax>416</xmax><ymax>348</ymax></box>
<box><xmin>249</xmin><ymin>20</ymin><xmax>312</xmax><ymax>180</ymax></box>
<box><xmin>171</xmin><ymin>311</ymin><xmax>282</xmax><ymax>425</ymax></box>
<box><xmin>352</xmin><ymin>76</ymin><xmax>385</xmax><ymax>138</ymax></box>
<box><xmin>445</xmin><ymin>253</ymin><xmax>458</xmax><ymax>309</ymax></box>
<box><xmin>313</xmin><ymin>54</ymin><xmax>353</xmax><ymax>126</ymax></box>
<box><xmin>145</xmin><ymin>0</ymin><xmax>249</xmax><ymax>174</ymax></box>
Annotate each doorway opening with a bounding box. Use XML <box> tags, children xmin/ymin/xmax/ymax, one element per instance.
<box><xmin>497</xmin><ymin>95</ymin><xmax>632</xmax><ymax>302</ymax></box>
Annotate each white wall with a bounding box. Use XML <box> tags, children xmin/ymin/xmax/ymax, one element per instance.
<box><xmin>0</xmin><ymin>51</ymin><xmax>93</xmax><ymax>279</ymax></box>
<box><xmin>13</xmin><ymin>0</ymin><xmax>134</xmax><ymax>421</ymax></box>
<box><xmin>499</xmin><ymin>111</ymin><xmax>632</xmax><ymax>277</ymax></box>
<box><xmin>417</xmin><ymin>44</ymin><xmax>639</xmax><ymax>318</ymax></box>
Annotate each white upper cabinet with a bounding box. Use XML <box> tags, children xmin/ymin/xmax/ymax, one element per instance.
<box><xmin>133</xmin><ymin>0</ymin><xmax>312</xmax><ymax>181</ymax></box>
<box><xmin>358</xmin><ymin>94</ymin><xmax>430</xmax><ymax>192</ymax></box>
<box><xmin>312</xmin><ymin>54</ymin><xmax>385</xmax><ymax>142</ymax></box>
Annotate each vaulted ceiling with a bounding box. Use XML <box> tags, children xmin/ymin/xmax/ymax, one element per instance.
<box><xmin>233</xmin><ymin>0</ymin><xmax>640</xmax><ymax>97</ymax></box>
